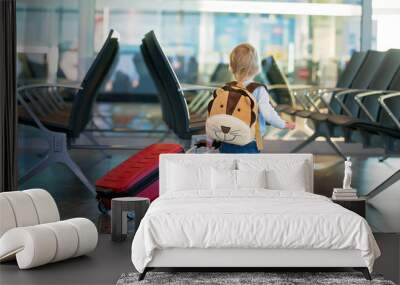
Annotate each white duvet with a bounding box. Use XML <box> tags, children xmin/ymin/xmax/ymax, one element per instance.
<box><xmin>131</xmin><ymin>190</ymin><xmax>380</xmax><ymax>273</ymax></box>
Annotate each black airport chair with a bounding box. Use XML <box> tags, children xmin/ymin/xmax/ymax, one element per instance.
<box><xmin>261</xmin><ymin>56</ymin><xmax>296</xmax><ymax>110</ymax></box>
<box><xmin>140</xmin><ymin>43</ymin><xmax>173</xmax><ymax>130</ymax></box>
<box><xmin>347</xmin><ymin>68</ymin><xmax>400</xmax><ymax>156</ymax></box>
<box><xmin>353</xmin><ymin>68</ymin><xmax>400</xmax><ymax>152</ymax></box>
<box><xmin>209</xmin><ymin>63</ymin><xmax>234</xmax><ymax>83</ymax></box>
<box><xmin>261</xmin><ymin>52</ymin><xmax>368</xmax><ymax>139</ymax></box>
<box><xmin>295</xmin><ymin>51</ymin><xmax>368</xmax><ymax>119</ymax></box>
<box><xmin>143</xmin><ymin>31</ymin><xmax>208</xmax><ymax>124</ymax></box>
<box><xmin>17</xmin><ymin>30</ymin><xmax>119</xmax><ymax>194</ymax></box>
<box><xmin>187</xmin><ymin>64</ymin><xmax>232</xmax><ymax>116</ymax></box>
<box><xmin>348</xmin><ymin>92</ymin><xmax>400</xmax><ymax>199</ymax></box>
<box><xmin>143</xmin><ymin>31</ymin><xmax>199</xmax><ymax>115</ymax></box>
<box><xmin>141</xmin><ymin>31</ymin><xmax>205</xmax><ymax>147</ymax></box>
<box><xmin>290</xmin><ymin>50</ymin><xmax>387</xmax><ymax>158</ymax></box>
<box><xmin>260</xmin><ymin>52</ymin><xmax>367</xmax><ymax>118</ymax></box>
<box><xmin>323</xmin><ymin>49</ymin><xmax>400</xmax><ymax>143</ymax></box>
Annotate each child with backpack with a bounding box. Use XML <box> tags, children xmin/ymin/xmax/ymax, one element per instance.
<box><xmin>206</xmin><ymin>43</ymin><xmax>295</xmax><ymax>153</ymax></box>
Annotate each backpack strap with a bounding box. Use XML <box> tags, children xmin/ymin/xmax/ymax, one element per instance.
<box><xmin>254</xmin><ymin>120</ymin><xmax>264</xmax><ymax>151</ymax></box>
<box><xmin>245</xmin><ymin>82</ymin><xmax>266</xmax><ymax>151</ymax></box>
<box><xmin>246</xmin><ymin>82</ymin><xmax>268</xmax><ymax>94</ymax></box>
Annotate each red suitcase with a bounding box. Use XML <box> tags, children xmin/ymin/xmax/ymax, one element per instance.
<box><xmin>95</xmin><ymin>143</ymin><xmax>184</xmax><ymax>213</ymax></box>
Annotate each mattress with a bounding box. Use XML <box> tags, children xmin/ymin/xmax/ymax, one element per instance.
<box><xmin>131</xmin><ymin>190</ymin><xmax>380</xmax><ymax>273</ymax></box>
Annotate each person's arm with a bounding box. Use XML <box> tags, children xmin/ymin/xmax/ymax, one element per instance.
<box><xmin>256</xmin><ymin>87</ymin><xmax>288</xmax><ymax>129</ymax></box>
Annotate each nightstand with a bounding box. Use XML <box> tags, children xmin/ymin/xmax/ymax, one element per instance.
<box><xmin>111</xmin><ymin>197</ymin><xmax>150</xmax><ymax>242</ymax></box>
<box><xmin>331</xmin><ymin>197</ymin><xmax>366</xmax><ymax>218</ymax></box>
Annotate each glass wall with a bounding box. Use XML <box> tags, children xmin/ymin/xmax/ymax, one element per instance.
<box><xmin>16</xmin><ymin>0</ymin><xmax>362</xmax><ymax>100</ymax></box>
<box><xmin>372</xmin><ymin>0</ymin><xmax>400</xmax><ymax>51</ymax></box>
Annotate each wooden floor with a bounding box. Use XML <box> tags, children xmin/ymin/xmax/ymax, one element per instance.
<box><xmin>0</xmin><ymin>234</ymin><xmax>133</xmax><ymax>285</ymax></box>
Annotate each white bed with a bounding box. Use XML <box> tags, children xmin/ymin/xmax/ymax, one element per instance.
<box><xmin>131</xmin><ymin>154</ymin><xmax>380</xmax><ymax>280</ymax></box>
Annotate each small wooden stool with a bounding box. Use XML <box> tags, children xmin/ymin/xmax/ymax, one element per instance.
<box><xmin>111</xmin><ymin>197</ymin><xmax>150</xmax><ymax>242</ymax></box>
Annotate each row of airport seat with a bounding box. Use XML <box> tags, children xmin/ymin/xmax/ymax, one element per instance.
<box><xmin>16</xmin><ymin>29</ymin><xmax>230</xmax><ymax>191</ymax></box>
<box><xmin>17</xmin><ymin>30</ymin><xmax>120</xmax><ymax>194</ymax></box>
<box><xmin>17</xmin><ymin>29</ymin><xmax>399</xmax><ymax>198</ymax></box>
<box><xmin>140</xmin><ymin>31</ymin><xmax>400</xmax><ymax>162</ymax></box>
<box><xmin>267</xmin><ymin>49</ymin><xmax>400</xmax><ymax>162</ymax></box>
<box><xmin>265</xmin><ymin>50</ymin><xmax>400</xmax><ymax>199</ymax></box>
<box><xmin>140</xmin><ymin>32</ymin><xmax>399</xmax><ymax>198</ymax></box>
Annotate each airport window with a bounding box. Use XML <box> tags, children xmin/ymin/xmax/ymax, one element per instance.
<box><xmin>16</xmin><ymin>0</ymin><xmax>364</xmax><ymax>100</ymax></box>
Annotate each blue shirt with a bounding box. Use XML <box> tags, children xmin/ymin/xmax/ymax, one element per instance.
<box><xmin>244</xmin><ymin>80</ymin><xmax>286</xmax><ymax>135</ymax></box>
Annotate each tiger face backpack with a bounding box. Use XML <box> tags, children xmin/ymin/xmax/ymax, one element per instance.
<box><xmin>206</xmin><ymin>81</ymin><xmax>265</xmax><ymax>150</ymax></box>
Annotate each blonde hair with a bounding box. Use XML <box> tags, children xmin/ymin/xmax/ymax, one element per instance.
<box><xmin>229</xmin><ymin>43</ymin><xmax>260</xmax><ymax>82</ymax></box>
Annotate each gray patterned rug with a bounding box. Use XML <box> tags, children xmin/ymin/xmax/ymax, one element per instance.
<box><xmin>116</xmin><ymin>272</ymin><xmax>395</xmax><ymax>285</ymax></box>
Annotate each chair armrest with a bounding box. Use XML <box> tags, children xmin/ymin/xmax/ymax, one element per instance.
<box><xmin>203</xmin><ymin>81</ymin><xmax>224</xmax><ymax>87</ymax></box>
<box><xmin>268</xmin><ymin>84</ymin><xmax>312</xmax><ymax>90</ymax></box>
<box><xmin>16</xmin><ymin>84</ymin><xmax>81</xmax><ymax>133</ymax></box>
<box><xmin>267</xmin><ymin>84</ymin><xmax>296</xmax><ymax>108</ymax></box>
<box><xmin>354</xmin><ymin>90</ymin><xmax>387</xmax><ymax>123</ymax></box>
<box><xmin>179</xmin><ymin>83</ymin><xmax>216</xmax><ymax>92</ymax></box>
<box><xmin>17</xmin><ymin>93</ymin><xmax>48</xmax><ymax>132</ymax></box>
<box><xmin>18</xmin><ymin>84</ymin><xmax>81</xmax><ymax>111</ymax></box>
<box><xmin>290</xmin><ymin>84</ymin><xmax>314</xmax><ymax>89</ymax></box>
<box><xmin>310</xmin><ymin>88</ymin><xmax>346</xmax><ymax>113</ymax></box>
<box><xmin>267</xmin><ymin>84</ymin><xmax>294</xmax><ymax>91</ymax></box>
<box><xmin>17</xmin><ymin>83</ymin><xmax>83</xmax><ymax>91</ymax></box>
<box><xmin>292</xmin><ymin>90</ymin><xmax>308</xmax><ymax>110</ymax></box>
<box><xmin>302</xmin><ymin>91</ymin><xmax>322</xmax><ymax>112</ymax></box>
<box><xmin>378</xmin><ymin>92</ymin><xmax>400</xmax><ymax>131</ymax></box>
<box><xmin>333</xmin><ymin>89</ymin><xmax>365</xmax><ymax>116</ymax></box>
<box><xmin>312</xmin><ymin>87</ymin><xmax>344</xmax><ymax>93</ymax></box>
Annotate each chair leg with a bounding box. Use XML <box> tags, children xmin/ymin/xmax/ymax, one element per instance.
<box><xmin>379</xmin><ymin>147</ymin><xmax>391</xmax><ymax>162</ymax></box>
<box><xmin>324</xmin><ymin>136</ymin><xmax>347</xmax><ymax>160</ymax></box>
<box><xmin>19</xmin><ymin>130</ymin><xmax>96</xmax><ymax>195</ymax></box>
<box><xmin>61</xmin><ymin>153</ymin><xmax>96</xmax><ymax>195</ymax></box>
<box><xmin>367</xmin><ymin>169</ymin><xmax>400</xmax><ymax>199</ymax></box>
<box><xmin>83</xmin><ymin>133</ymin><xmax>112</xmax><ymax>159</ymax></box>
<box><xmin>290</xmin><ymin>133</ymin><xmax>319</xmax><ymax>153</ymax></box>
<box><xmin>19</xmin><ymin>154</ymin><xmax>54</xmax><ymax>184</ymax></box>
<box><xmin>354</xmin><ymin>267</ymin><xmax>372</xmax><ymax>280</ymax></box>
<box><xmin>379</xmin><ymin>155</ymin><xmax>390</xmax><ymax>162</ymax></box>
<box><xmin>157</xmin><ymin>129</ymin><xmax>171</xmax><ymax>143</ymax></box>
<box><xmin>180</xmin><ymin>138</ymin><xmax>192</xmax><ymax>150</ymax></box>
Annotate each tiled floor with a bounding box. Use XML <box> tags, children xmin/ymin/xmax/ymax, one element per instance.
<box><xmin>2</xmin><ymin>102</ymin><xmax>399</xmax><ymax>284</ymax></box>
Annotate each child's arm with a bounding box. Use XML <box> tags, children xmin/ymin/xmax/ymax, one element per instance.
<box><xmin>257</xmin><ymin>87</ymin><xmax>295</xmax><ymax>129</ymax></box>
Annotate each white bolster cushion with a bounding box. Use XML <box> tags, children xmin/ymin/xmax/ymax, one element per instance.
<box><xmin>0</xmin><ymin>218</ymin><xmax>98</xmax><ymax>269</ymax></box>
<box><xmin>23</xmin><ymin>189</ymin><xmax>60</xmax><ymax>224</ymax></box>
<box><xmin>0</xmin><ymin>191</ymin><xmax>39</xmax><ymax>228</ymax></box>
<box><xmin>0</xmin><ymin>196</ymin><xmax>17</xmax><ymax>237</ymax></box>
<box><xmin>66</xmin><ymin>218</ymin><xmax>98</xmax><ymax>257</ymax></box>
<box><xmin>0</xmin><ymin>189</ymin><xmax>60</xmax><ymax>238</ymax></box>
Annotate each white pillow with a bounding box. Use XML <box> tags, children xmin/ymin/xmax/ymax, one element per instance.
<box><xmin>236</xmin><ymin>169</ymin><xmax>267</xmax><ymax>189</ymax></box>
<box><xmin>211</xmin><ymin>168</ymin><xmax>237</xmax><ymax>190</ymax></box>
<box><xmin>237</xmin><ymin>159</ymin><xmax>309</xmax><ymax>191</ymax></box>
<box><xmin>266</xmin><ymin>167</ymin><xmax>306</xmax><ymax>191</ymax></box>
<box><xmin>211</xmin><ymin>169</ymin><xmax>267</xmax><ymax>190</ymax></box>
<box><xmin>167</xmin><ymin>163</ymin><xmax>210</xmax><ymax>191</ymax></box>
<box><xmin>167</xmin><ymin>160</ymin><xmax>236</xmax><ymax>192</ymax></box>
